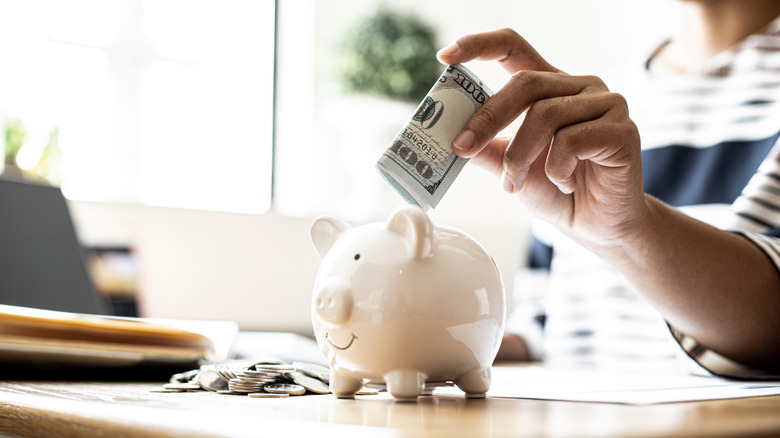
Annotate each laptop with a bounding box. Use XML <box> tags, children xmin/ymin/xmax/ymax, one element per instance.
<box><xmin>0</xmin><ymin>178</ymin><xmax>107</xmax><ymax>315</ymax></box>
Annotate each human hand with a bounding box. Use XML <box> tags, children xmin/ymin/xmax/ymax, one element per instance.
<box><xmin>437</xmin><ymin>29</ymin><xmax>646</xmax><ymax>248</ymax></box>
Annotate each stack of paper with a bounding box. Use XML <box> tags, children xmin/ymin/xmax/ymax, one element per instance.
<box><xmin>437</xmin><ymin>366</ymin><xmax>780</xmax><ymax>404</ymax></box>
<box><xmin>0</xmin><ymin>304</ymin><xmax>238</xmax><ymax>368</ymax></box>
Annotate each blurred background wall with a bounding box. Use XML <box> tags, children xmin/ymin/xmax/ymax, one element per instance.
<box><xmin>4</xmin><ymin>0</ymin><xmax>679</xmax><ymax>335</ymax></box>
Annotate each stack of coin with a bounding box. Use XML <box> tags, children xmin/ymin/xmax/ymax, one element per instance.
<box><xmin>227</xmin><ymin>369</ymin><xmax>282</xmax><ymax>393</ymax></box>
<box><xmin>152</xmin><ymin>360</ymin><xmax>357</xmax><ymax>398</ymax></box>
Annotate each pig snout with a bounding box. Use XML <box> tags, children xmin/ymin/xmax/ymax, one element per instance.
<box><xmin>314</xmin><ymin>278</ymin><xmax>353</xmax><ymax>324</ymax></box>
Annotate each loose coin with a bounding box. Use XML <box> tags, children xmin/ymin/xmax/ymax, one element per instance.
<box><xmin>264</xmin><ymin>383</ymin><xmax>306</xmax><ymax>396</ymax></box>
<box><xmin>161</xmin><ymin>360</ymin><xmax>335</xmax><ymax>398</ymax></box>
<box><xmin>289</xmin><ymin>372</ymin><xmax>330</xmax><ymax>394</ymax></box>
<box><xmin>356</xmin><ymin>387</ymin><xmax>380</xmax><ymax>395</ymax></box>
<box><xmin>170</xmin><ymin>369</ymin><xmax>199</xmax><ymax>383</ymax></box>
<box><xmin>251</xmin><ymin>359</ymin><xmax>285</xmax><ymax>366</ymax></box>
<box><xmin>248</xmin><ymin>392</ymin><xmax>290</xmax><ymax>398</ymax></box>
<box><xmin>254</xmin><ymin>364</ymin><xmax>295</xmax><ymax>372</ymax></box>
<box><xmin>163</xmin><ymin>383</ymin><xmax>201</xmax><ymax>391</ymax></box>
<box><xmin>198</xmin><ymin>368</ymin><xmax>229</xmax><ymax>392</ymax></box>
<box><xmin>293</xmin><ymin>362</ymin><xmax>331</xmax><ymax>383</ymax></box>
<box><xmin>239</xmin><ymin>370</ymin><xmax>279</xmax><ymax>378</ymax></box>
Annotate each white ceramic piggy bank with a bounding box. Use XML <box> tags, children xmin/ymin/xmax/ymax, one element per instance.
<box><xmin>310</xmin><ymin>205</ymin><xmax>505</xmax><ymax>401</ymax></box>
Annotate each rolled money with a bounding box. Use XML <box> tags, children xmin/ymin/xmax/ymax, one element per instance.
<box><xmin>377</xmin><ymin>64</ymin><xmax>493</xmax><ymax>210</ymax></box>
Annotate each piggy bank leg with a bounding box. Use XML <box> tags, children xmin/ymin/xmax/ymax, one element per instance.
<box><xmin>384</xmin><ymin>369</ymin><xmax>426</xmax><ymax>402</ymax></box>
<box><xmin>454</xmin><ymin>367</ymin><xmax>490</xmax><ymax>399</ymax></box>
<box><xmin>329</xmin><ymin>368</ymin><xmax>364</xmax><ymax>399</ymax></box>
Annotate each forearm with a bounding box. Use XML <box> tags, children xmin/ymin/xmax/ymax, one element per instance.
<box><xmin>588</xmin><ymin>195</ymin><xmax>780</xmax><ymax>368</ymax></box>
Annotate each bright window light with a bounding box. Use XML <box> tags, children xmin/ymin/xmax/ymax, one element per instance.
<box><xmin>0</xmin><ymin>0</ymin><xmax>274</xmax><ymax>214</ymax></box>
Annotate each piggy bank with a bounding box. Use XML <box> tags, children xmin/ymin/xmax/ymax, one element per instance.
<box><xmin>310</xmin><ymin>205</ymin><xmax>505</xmax><ymax>401</ymax></box>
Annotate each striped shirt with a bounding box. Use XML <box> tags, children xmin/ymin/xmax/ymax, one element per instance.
<box><xmin>509</xmin><ymin>15</ymin><xmax>780</xmax><ymax>378</ymax></box>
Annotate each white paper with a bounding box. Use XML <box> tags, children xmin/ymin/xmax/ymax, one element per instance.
<box><xmin>436</xmin><ymin>366</ymin><xmax>780</xmax><ymax>405</ymax></box>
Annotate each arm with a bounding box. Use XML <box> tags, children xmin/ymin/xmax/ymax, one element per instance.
<box><xmin>438</xmin><ymin>29</ymin><xmax>780</xmax><ymax>369</ymax></box>
<box><xmin>605</xmin><ymin>195</ymin><xmax>780</xmax><ymax>368</ymax></box>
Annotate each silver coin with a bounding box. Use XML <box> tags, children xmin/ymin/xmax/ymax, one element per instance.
<box><xmin>229</xmin><ymin>381</ymin><xmax>261</xmax><ymax>387</ymax></box>
<box><xmin>293</xmin><ymin>362</ymin><xmax>331</xmax><ymax>383</ymax></box>
<box><xmin>264</xmin><ymin>383</ymin><xmax>306</xmax><ymax>396</ymax></box>
<box><xmin>234</xmin><ymin>381</ymin><xmax>266</xmax><ymax>386</ymax></box>
<box><xmin>235</xmin><ymin>373</ymin><xmax>278</xmax><ymax>380</ymax></box>
<box><xmin>228</xmin><ymin>387</ymin><xmax>258</xmax><ymax>393</ymax></box>
<box><xmin>228</xmin><ymin>383</ymin><xmax>265</xmax><ymax>392</ymax></box>
<box><xmin>236</xmin><ymin>372</ymin><xmax>279</xmax><ymax>380</ymax></box>
<box><xmin>248</xmin><ymin>392</ymin><xmax>290</xmax><ymax>398</ymax></box>
<box><xmin>251</xmin><ymin>359</ymin><xmax>285</xmax><ymax>366</ymax></box>
<box><xmin>229</xmin><ymin>380</ymin><xmax>263</xmax><ymax>388</ymax></box>
<box><xmin>233</xmin><ymin>379</ymin><xmax>278</xmax><ymax>387</ymax></box>
<box><xmin>217</xmin><ymin>390</ymin><xmax>246</xmax><ymax>395</ymax></box>
<box><xmin>217</xmin><ymin>368</ymin><xmax>242</xmax><ymax>381</ymax></box>
<box><xmin>198</xmin><ymin>368</ymin><xmax>229</xmax><ymax>392</ymax></box>
<box><xmin>254</xmin><ymin>364</ymin><xmax>294</xmax><ymax>372</ymax></box>
<box><xmin>239</xmin><ymin>370</ymin><xmax>280</xmax><ymax>377</ymax></box>
<box><xmin>289</xmin><ymin>372</ymin><xmax>330</xmax><ymax>394</ymax></box>
<box><xmin>228</xmin><ymin>387</ymin><xmax>258</xmax><ymax>392</ymax></box>
<box><xmin>170</xmin><ymin>369</ymin><xmax>199</xmax><ymax>383</ymax></box>
<box><xmin>163</xmin><ymin>383</ymin><xmax>201</xmax><ymax>391</ymax></box>
<box><xmin>356</xmin><ymin>387</ymin><xmax>380</xmax><ymax>395</ymax></box>
<box><xmin>237</xmin><ymin>379</ymin><xmax>278</xmax><ymax>386</ymax></box>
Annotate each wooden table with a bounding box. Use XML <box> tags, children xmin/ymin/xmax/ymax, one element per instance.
<box><xmin>1</xmin><ymin>369</ymin><xmax>780</xmax><ymax>437</ymax></box>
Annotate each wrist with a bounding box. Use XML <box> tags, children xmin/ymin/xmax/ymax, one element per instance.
<box><xmin>596</xmin><ymin>195</ymin><xmax>661</xmax><ymax>261</ymax></box>
<box><xmin>564</xmin><ymin>194</ymin><xmax>659</xmax><ymax>260</ymax></box>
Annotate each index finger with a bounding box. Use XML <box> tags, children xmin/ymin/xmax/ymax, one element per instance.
<box><xmin>452</xmin><ymin>71</ymin><xmax>597</xmax><ymax>158</ymax></box>
<box><xmin>437</xmin><ymin>28</ymin><xmax>560</xmax><ymax>74</ymax></box>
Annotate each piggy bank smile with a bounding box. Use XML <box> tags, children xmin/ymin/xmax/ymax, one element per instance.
<box><xmin>325</xmin><ymin>332</ymin><xmax>358</xmax><ymax>350</ymax></box>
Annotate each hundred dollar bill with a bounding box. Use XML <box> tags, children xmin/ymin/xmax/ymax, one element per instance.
<box><xmin>377</xmin><ymin>64</ymin><xmax>493</xmax><ymax>210</ymax></box>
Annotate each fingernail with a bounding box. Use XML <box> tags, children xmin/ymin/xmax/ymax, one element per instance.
<box><xmin>500</xmin><ymin>172</ymin><xmax>515</xmax><ymax>193</ymax></box>
<box><xmin>437</xmin><ymin>42</ymin><xmax>459</xmax><ymax>57</ymax></box>
<box><xmin>453</xmin><ymin>129</ymin><xmax>475</xmax><ymax>152</ymax></box>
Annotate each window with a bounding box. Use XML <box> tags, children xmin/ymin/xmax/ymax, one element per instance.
<box><xmin>0</xmin><ymin>0</ymin><xmax>274</xmax><ymax>214</ymax></box>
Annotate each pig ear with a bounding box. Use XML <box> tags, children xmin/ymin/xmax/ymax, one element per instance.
<box><xmin>311</xmin><ymin>216</ymin><xmax>351</xmax><ymax>259</ymax></box>
<box><xmin>386</xmin><ymin>206</ymin><xmax>434</xmax><ymax>259</ymax></box>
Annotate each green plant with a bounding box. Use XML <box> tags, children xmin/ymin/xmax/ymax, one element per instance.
<box><xmin>4</xmin><ymin>119</ymin><xmax>27</xmax><ymax>164</ymax></box>
<box><xmin>28</xmin><ymin>126</ymin><xmax>62</xmax><ymax>186</ymax></box>
<box><xmin>338</xmin><ymin>6</ymin><xmax>441</xmax><ymax>103</ymax></box>
<box><xmin>3</xmin><ymin>119</ymin><xmax>61</xmax><ymax>185</ymax></box>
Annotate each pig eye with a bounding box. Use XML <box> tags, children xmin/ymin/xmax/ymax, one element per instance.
<box><xmin>354</xmin><ymin>253</ymin><xmax>361</xmax><ymax>261</ymax></box>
